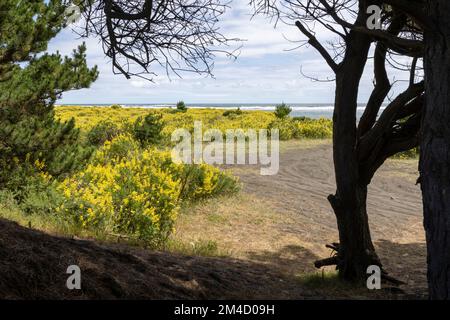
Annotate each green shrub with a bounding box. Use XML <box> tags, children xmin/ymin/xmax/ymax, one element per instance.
<box><xmin>177</xmin><ymin>164</ymin><xmax>240</xmax><ymax>202</ymax></box>
<box><xmin>133</xmin><ymin>112</ymin><xmax>165</xmax><ymax>146</ymax></box>
<box><xmin>110</xmin><ymin>104</ymin><xmax>122</xmax><ymax>109</ymax></box>
<box><xmin>274</xmin><ymin>103</ymin><xmax>292</xmax><ymax>119</ymax></box>
<box><xmin>223</xmin><ymin>107</ymin><xmax>243</xmax><ymax>118</ymax></box>
<box><xmin>0</xmin><ymin>114</ymin><xmax>93</xmax><ymax>180</ymax></box>
<box><xmin>87</xmin><ymin>120</ymin><xmax>121</xmax><ymax>146</ymax></box>
<box><xmin>293</xmin><ymin>116</ymin><xmax>311</xmax><ymax>122</ymax></box>
<box><xmin>176</xmin><ymin>101</ymin><xmax>187</xmax><ymax>112</ymax></box>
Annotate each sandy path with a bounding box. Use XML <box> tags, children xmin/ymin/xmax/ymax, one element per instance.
<box><xmin>228</xmin><ymin>141</ymin><xmax>427</xmax><ymax>294</ymax></box>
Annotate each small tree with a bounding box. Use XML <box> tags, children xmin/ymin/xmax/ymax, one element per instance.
<box><xmin>274</xmin><ymin>103</ymin><xmax>292</xmax><ymax>119</ymax></box>
<box><xmin>133</xmin><ymin>113</ymin><xmax>165</xmax><ymax>146</ymax></box>
<box><xmin>0</xmin><ymin>1</ymin><xmax>98</xmax><ymax>183</ymax></box>
<box><xmin>176</xmin><ymin>101</ymin><xmax>187</xmax><ymax>112</ymax></box>
<box><xmin>87</xmin><ymin>120</ymin><xmax>121</xmax><ymax>146</ymax></box>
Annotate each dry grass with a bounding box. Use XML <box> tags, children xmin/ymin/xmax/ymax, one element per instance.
<box><xmin>173</xmin><ymin>193</ymin><xmax>326</xmax><ymax>276</ymax></box>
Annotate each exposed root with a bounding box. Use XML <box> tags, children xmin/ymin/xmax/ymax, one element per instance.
<box><xmin>314</xmin><ymin>256</ymin><xmax>338</xmax><ymax>269</ymax></box>
<box><xmin>314</xmin><ymin>243</ymin><xmax>406</xmax><ymax>286</ymax></box>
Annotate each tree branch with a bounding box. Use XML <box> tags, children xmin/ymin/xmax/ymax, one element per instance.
<box><xmin>295</xmin><ymin>20</ymin><xmax>339</xmax><ymax>73</ymax></box>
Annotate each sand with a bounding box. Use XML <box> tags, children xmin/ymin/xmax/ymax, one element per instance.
<box><xmin>226</xmin><ymin>141</ymin><xmax>426</xmax><ymax>295</ymax></box>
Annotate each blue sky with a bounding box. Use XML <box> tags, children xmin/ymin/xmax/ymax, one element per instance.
<box><xmin>51</xmin><ymin>1</ymin><xmax>412</xmax><ymax>105</ymax></box>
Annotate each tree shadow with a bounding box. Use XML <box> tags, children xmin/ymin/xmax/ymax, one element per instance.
<box><xmin>0</xmin><ymin>218</ymin><xmax>428</xmax><ymax>299</ymax></box>
<box><xmin>375</xmin><ymin>239</ymin><xmax>427</xmax><ymax>297</ymax></box>
<box><xmin>245</xmin><ymin>244</ymin><xmax>320</xmax><ymax>275</ymax></box>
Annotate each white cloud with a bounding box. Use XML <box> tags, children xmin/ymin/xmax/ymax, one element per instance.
<box><xmin>51</xmin><ymin>1</ymin><xmax>417</xmax><ymax>105</ymax></box>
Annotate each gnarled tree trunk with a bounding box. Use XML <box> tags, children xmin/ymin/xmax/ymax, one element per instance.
<box><xmin>421</xmin><ymin>0</ymin><xmax>450</xmax><ymax>300</ymax></box>
<box><xmin>326</xmin><ymin>27</ymin><xmax>381</xmax><ymax>281</ymax></box>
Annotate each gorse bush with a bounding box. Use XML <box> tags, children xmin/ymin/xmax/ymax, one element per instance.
<box><xmin>87</xmin><ymin>120</ymin><xmax>121</xmax><ymax>146</ymax></box>
<box><xmin>56</xmin><ymin>106</ymin><xmax>334</xmax><ymax>142</ymax></box>
<box><xmin>223</xmin><ymin>107</ymin><xmax>243</xmax><ymax>118</ymax></box>
<box><xmin>274</xmin><ymin>103</ymin><xmax>292</xmax><ymax>119</ymax></box>
<box><xmin>177</xmin><ymin>164</ymin><xmax>240</xmax><ymax>202</ymax></box>
<box><xmin>269</xmin><ymin>118</ymin><xmax>332</xmax><ymax>140</ymax></box>
<box><xmin>296</xmin><ymin>118</ymin><xmax>333</xmax><ymax>139</ymax></box>
<box><xmin>56</xmin><ymin>107</ymin><xmax>276</xmax><ymax>134</ymax></box>
<box><xmin>293</xmin><ymin>116</ymin><xmax>311</xmax><ymax>122</ymax></box>
<box><xmin>57</xmin><ymin>135</ymin><xmax>239</xmax><ymax>246</ymax></box>
<box><xmin>133</xmin><ymin>112</ymin><xmax>165</xmax><ymax>146</ymax></box>
<box><xmin>58</xmin><ymin>136</ymin><xmax>180</xmax><ymax>246</ymax></box>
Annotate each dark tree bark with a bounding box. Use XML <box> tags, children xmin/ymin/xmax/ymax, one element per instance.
<box><xmin>252</xmin><ymin>0</ymin><xmax>424</xmax><ymax>283</ymax></box>
<box><xmin>328</xmin><ymin>27</ymin><xmax>382</xmax><ymax>280</ymax></box>
<box><xmin>420</xmin><ymin>0</ymin><xmax>450</xmax><ymax>300</ymax></box>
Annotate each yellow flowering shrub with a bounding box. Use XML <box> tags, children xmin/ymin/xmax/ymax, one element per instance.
<box><xmin>55</xmin><ymin>106</ymin><xmax>275</xmax><ymax>136</ymax></box>
<box><xmin>55</xmin><ymin>106</ymin><xmax>333</xmax><ymax>143</ymax></box>
<box><xmin>58</xmin><ymin>134</ymin><xmax>239</xmax><ymax>245</ymax></box>
<box><xmin>176</xmin><ymin>163</ymin><xmax>240</xmax><ymax>201</ymax></box>
<box><xmin>294</xmin><ymin>118</ymin><xmax>332</xmax><ymax>139</ymax></box>
<box><xmin>58</xmin><ymin>135</ymin><xmax>180</xmax><ymax>245</ymax></box>
<box><xmin>269</xmin><ymin>118</ymin><xmax>333</xmax><ymax>140</ymax></box>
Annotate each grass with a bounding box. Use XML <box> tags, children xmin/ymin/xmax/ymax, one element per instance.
<box><xmin>164</xmin><ymin>239</ymin><xmax>227</xmax><ymax>257</ymax></box>
<box><xmin>171</xmin><ymin>192</ymin><xmax>316</xmax><ymax>271</ymax></box>
<box><xmin>299</xmin><ymin>271</ymin><xmax>357</xmax><ymax>290</ymax></box>
<box><xmin>0</xmin><ymin>189</ymin><xmax>96</xmax><ymax>240</ymax></box>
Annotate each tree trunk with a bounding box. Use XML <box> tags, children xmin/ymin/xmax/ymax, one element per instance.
<box><xmin>329</xmin><ymin>184</ymin><xmax>380</xmax><ymax>280</ymax></box>
<box><xmin>328</xmin><ymin>27</ymin><xmax>381</xmax><ymax>281</ymax></box>
<box><xmin>421</xmin><ymin>0</ymin><xmax>450</xmax><ymax>300</ymax></box>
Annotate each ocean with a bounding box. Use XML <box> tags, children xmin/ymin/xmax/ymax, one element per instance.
<box><xmin>59</xmin><ymin>103</ymin><xmax>383</xmax><ymax>120</ymax></box>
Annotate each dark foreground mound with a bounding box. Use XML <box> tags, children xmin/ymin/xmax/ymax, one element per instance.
<box><xmin>0</xmin><ymin>219</ymin><xmax>317</xmax><ymax>299</ymax></box>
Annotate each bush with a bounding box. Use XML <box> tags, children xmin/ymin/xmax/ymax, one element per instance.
<box><xmin>0</xmin><ymin>114</ymin><xmax>93</xmax><ymax>180</ymax></box>
<box><xmin>58</xmin><ymin>135</ymin><xmax>239</xmax><ymax>246</ymax></box>
<box><xmin>269</xmin><ymin>118</ymin><xmax>298</xmax><ymax>140</ymax></box>
<box><xmin>295</xmin><ymin>118</ymin><xmax>332</xmax><ymax>139</ymax></box>
<box><xmin>177</xmin><ymin>164</ymin><xmax>240</xmax><ymax>202</ymax></box>
<box><xmin>269</xmin><ymin>118</ymin><xmax>332</xmax><ymax>140</ymax></box>
<box><xmin>176</xmin><ymin>101</ymin><xmax>187</xmax><ymax>112</ymax></box>
<box><xmin>87</xmin><ymin>120</ymin><xmax>121</xmax><ymax>146</ymax></box>
<box><xmin>292</xmin><ymin>116</ymin><xmax>311</xmax><ymax>122</ymax></box>
<box><xmin>110</xmin><ymin>104</ymin><xmax>122</xmax><ymax>109</ymax></box>
<box><xmin>133</xmin><ymin>113</ymin><xmax>165</xmax><ymax>146</ymax></box>
<box><xmin>274</xmin><ymin>103</ymin><xmax>292</xmax><ymax>119</ymax></box>
<box><xmin>223</xmin><ymin>107</ymin><xmax>243</xmax><ymax>118</ymax></box>
<box><xmin>58</xmin><ymin>138</ymin><xmax>180</xmax><ymax>246</ymax></box>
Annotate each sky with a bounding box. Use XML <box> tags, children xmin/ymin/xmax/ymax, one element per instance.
<box><xmin>50</xmin><ymin>1</ymin><xmax>413</xmax><ymax>105</ymax></box>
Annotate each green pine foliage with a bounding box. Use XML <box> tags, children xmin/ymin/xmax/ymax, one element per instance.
<box><xmin>133</xmin><ymin>113</ymin><xmax>165</xmax><ymax>146</ymax></box>
<box><xmin>87</xmin><ymin>120</ymin><xmax>121</xmax><ymax>146</ymax></box>
<box><xmin>176</xmin><ymin>101</ymin><xmax>187</xmax><ymax>112</ymax></box>
<box><xmin>0</xmin><ymin>1</ymin><xmax>98</xmax><ymax>188</ymax></box>
<box><xmin>274</xmin><ymin>103</ymin><xmax>292</xmax><ymax>119</ymax></box>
